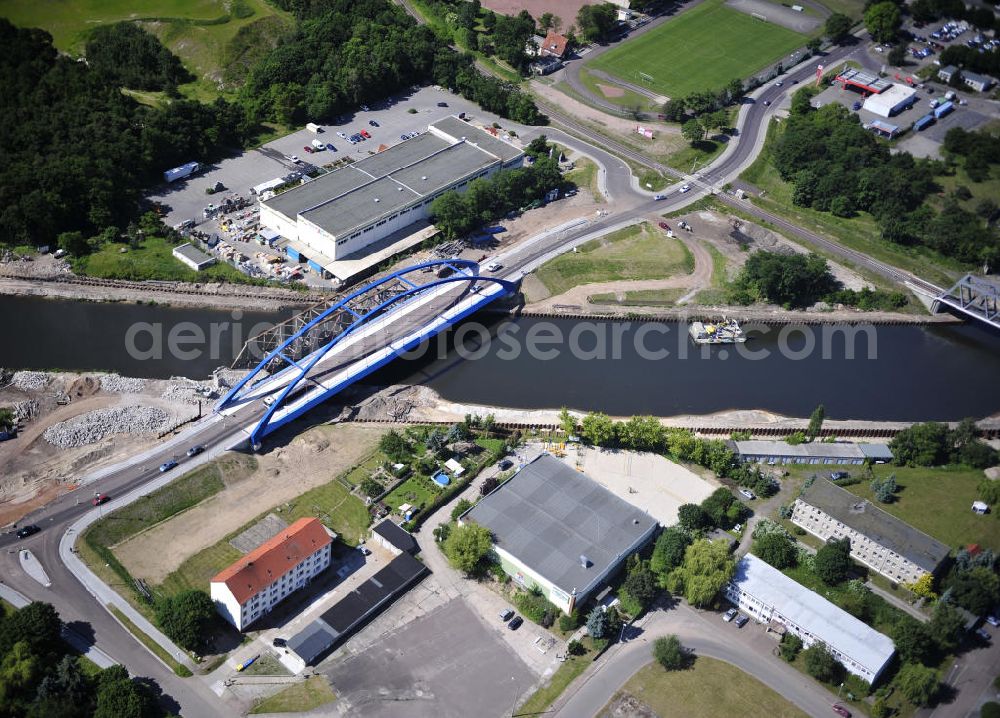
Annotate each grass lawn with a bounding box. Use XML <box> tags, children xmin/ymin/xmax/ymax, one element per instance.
<box><xmin>242</xmin><ymin>652</ymin><xmax>291</xmax><ymax>676</ymax></box>
<box><xmin>340</xmin><ymin>451</ymin><xmax>387</xmax><ymax>487</ymax></box>
<box><xmin>589</xmin><ymin>287</ymin><xmax>687</xmax><ymax>307</ymax></box>
<box><xmin>3</xmin><ymin>0</ymin><xmax>291</xmax><ymax>99</ymax></box>
<box><xmin>579</xmin><ymin>68</ymin><xmax>659</xmax><ymax>110</ymax></box>
<box><xmin>565</xmin><ymin>158</ymin><xmax>603</xmax><ymax>202</ymax></box>
<box><xmin>588</xmin><ymin>0</ymin><xmax>808</xmax><ymax>99</ymax></box>
<box><xmin>108</xmin><ymin>605</ymin><xmax>192</xmax><ymax>677</ymax></box>
<box><xmin>741</xmin><ymin>122</ymin><xmax>971</xmax><ymax>288</ymax></box>
<box><xmin>384</xmin><ymin>476</ymin><xmax>439</xmax><ymax>513</ymax></box>
<box><xmin>158</xmin><ymin>541</ymin><xmax>244</xmax><ymax>597</ymax></box>
<box><xmin>815</xmin><ymin>0</ymin><xmax>867</xmax><ymax>18</ymax></box>
<box><xmin>607</xmin><ymin>657</ymin><xmax>808</xmax><ymax>717</ymax></box>
<box><xmin>249</xmin><ymin>676</ymin><xmax>336</xmax><ymax>714</ymax></box>
<box><xmin>518</xmin><ymin>648</ymin><xmax>595</xmax><ymax>714</ymax></box>
<box><xmin>535</xmin><ymin>223</ymin><xmax>694</xmax><ymax>296</ymax></box>
<box><xmin>73</xmin><ymin>237</ymin><xmax>277</xmax><ymax>285</ymax></box>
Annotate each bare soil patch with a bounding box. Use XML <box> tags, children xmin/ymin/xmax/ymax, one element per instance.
<box><xmin>597</xmin><ymin>83</ymin><xmax>626</xmax><ymax>98</ymax></box>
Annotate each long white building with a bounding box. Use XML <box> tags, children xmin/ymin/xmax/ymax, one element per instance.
<box><xmin>210</xmin><ymin>517</ymin><xmax>333</xmax><ymax>631</ymax></box>
<box><xmin>725</xmin><ymin>555</ymin><xmax>895</xmax><ymax>684</ymax></box>
<box><xmin>259</xmin><ymin>117</ymin><xmax>524</xmax><ymax>277</ymax></box>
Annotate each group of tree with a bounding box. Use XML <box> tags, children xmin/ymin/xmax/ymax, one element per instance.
<box><xmin>910</xmin><ymin>0</ymin><xmax>1000</xmax><ymax>32</ymax></box>
<box><xmin>889</xmin><ymin>419</ymin><xmax>998</xmax><ymax>469</ymax></box>
<box><xmin>772</xmin><ymin>94</ymin><xmax>1000</xmax><ymax>267</ymax></box>
<box><xmin>939</xmin><ymin>44</ymin><xmax>1000</xmax><ymax>78</ymax></box>
<box><xmin>575</xmin><ymin>3</ymin><xmax>618</xmax><ymax>43</ymax></box>
<box><xmin>663</xmin><ymin>538</ymin><xmax>736</xmax><ymax>607</ymax></box>
<box><xmin>585</xmin><ymin>603</ymin><xmax>623</xmax><ymax>640</ymax></box>
<box><xmin>429</xmin><ymin>153</ymin><xmax>561</xmax><ymax>238</ymax></box>
<box><xmin>678</xmin><ymin>487</ymin><xmax>749</xmax><ymax>533</ymax></box>
<box><xmin>618</xmin><ymin>553</ymin><xmax>658</xmax><ymax>616</ymax></box>
<box><xmin>824</xmin><ymin>13</ymin><xmax>853</xmax><ymax>43</ymax></box>
<box><xmin>864</xmin><ymin>2</ymin><xmax>902</xmax><ymax>45</ymax></box>
<box><xmin>941</xmin><ymin>547</ymin><xmax>999</xmax><ymax>616</ymax></box>
<box><xmin>662</xmin><ymin>79</ymin><xmax>745</xmax><ymax>127</ymax></box>
<box><xmin>85</xmin><ymin>22</ymin><xmax>192</xmax><ymax>92</ymax></box>
<box><xmin>752</xmin><ymin>521</ymin><xmax>799</xmax><ymax>569</ymax></box>
<box><xmin>0</xmin><ymin>601</ymin><xmax>167</xmax><ymax>718</ymax></box>
<box><xmin>943</xmin><ymin>127</ymin><xmax>1000</xmax><ymax>189</ymax></box>
<box><xmin>154</xmin><ymin>590</ymin><xmax>216</xmax><ymax>652</ymax></box>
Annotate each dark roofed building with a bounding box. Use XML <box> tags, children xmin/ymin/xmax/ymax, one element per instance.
<box><xmin>792</xmin><ymin>479</ymin><xmax>950</xmax><ymax>584</ymax></box>
<box><xmin>371</xmin><ymin>518</ymin><xmax>418</xmax><ymax>555</ymax></box>
<box><xmin>461</xmin><ymin>453</ymin><xmax>657</xmax><ymax>614</ymax></box>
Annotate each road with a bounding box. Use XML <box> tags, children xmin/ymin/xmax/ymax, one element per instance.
<box><xmin>551</xmin><ymin>600</ymin><xmax>845</xmax><ymax>717</ymax></box>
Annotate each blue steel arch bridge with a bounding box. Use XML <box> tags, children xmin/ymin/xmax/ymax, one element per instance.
<box><xmin>933</xmin><ymin>274</ymin><xmax>1000</xmax><ymax>331</ymax></box>
<box><xmin>217</xmin><ymin>259</ymin><xmax>517</xmax><ymax>449</ymax></box>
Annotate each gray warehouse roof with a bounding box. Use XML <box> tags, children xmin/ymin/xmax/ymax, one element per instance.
<box><xmin>798</xmin><ymin>479</ymin><xmax>950</xmax><ymax>571</ymax></box>
<box><xmin>263</xmin><ymin>118</ymin><xmax>522</xmax><ymax>239</ymax></box>
<box><xmin>463</xmin><ymin>454</ymin><xmax>655</xmax><ymax>596</ymax></box>
<box><xmin>734</xmin><ymin>440</ymin><xmax>892</xmax><ymax>461</ymax></box>
<box><xmin>733</xmin><ymin>555</ymin><xmax>895</xmax><ymax>676</ymax></box>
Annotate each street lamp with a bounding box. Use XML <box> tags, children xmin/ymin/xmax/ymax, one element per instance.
<box><xmin>510</xmin><ymin>676</ymin><xmax>520</xmax><ymax>718</ymax></box>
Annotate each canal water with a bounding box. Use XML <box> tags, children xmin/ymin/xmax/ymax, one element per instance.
<box><xmin>2</xmin><ymin>295</ymin><xmax>998</xmax><ymax>420</ymax></box>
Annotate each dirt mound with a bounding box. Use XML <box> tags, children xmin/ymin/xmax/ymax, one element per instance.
<box><xmin>67</xmin><ymin>376</ymin><xmax>100</xmax><ymax>399</ymax></box>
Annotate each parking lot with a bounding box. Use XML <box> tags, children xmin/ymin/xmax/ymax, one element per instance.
<box><xmin>324</xmin><ymin>597</ymin><xmax>536</xmax><ymax>718</ymax></box>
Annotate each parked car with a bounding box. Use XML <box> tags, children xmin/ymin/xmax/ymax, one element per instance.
<box><xmin>739</xmin><ymin>488</ymin><xmax>756</xmax><ymax>500</ymax></box>
<box><xmin>852</xmin><ymin>101</ymin><xmax>862</xmax><ymax>111</ymax></box>
<box><xmin>186</xmin><ymin>445</ymin><xmax>204</xmax><ymax>458</ymax></box>
<box><xmin>975</xmin><ymin>627</ymin><xmax>991</xmax><ymax>641</ymax></box>
<box><xmin>326</xmin><ymin>143</ymin><xmax>337</xmax><ymax>152</ymax></box>
<box><xmin>16</xmin><ymin>525</ymin><xmax>40</xmax><ymax>539</ymax></box>
<box><xmin>508</xmin><ymin>616</ymin><xmax>524</xmax><ymax>630</ymax></box>
<box><xmin>734</xmin><ymin>613</ymin><xmax>750</xmax><ymax>628</ymax></box>
<box><xmin>337</xmin><ymin>131</ymin><xmax>347</xmax><ymax>138</ymax></box>
<box><xmin>723</xmin><ymin>608</ymin><xmax>738</xmax><ymax>622</ymax></box>
<box><xmin>658</xmin><ymin>221</ymin><xmax>671</xmax><ymax>231</ymax></box>
<box><xmin>499</xmin><ymin>608</ymin><xmax>514</xmax><ymax>622</ymax></box>
<box><xmin>830</xmin><ymin>471</ymin><xmax>850</xmax><ymax>481</ymax></box>
<box><xmin>92</xmin><ymin>494</ymin><xmax>110</xmax><ymax>506</ymax></box>
<box><xmin>986</xmin><ymin>615</ymin><xmax>999</xmax><ymax>627</ymax></box>
<box><xmin>159</xmin><ymin>460</ymin><xmax>178</xmax><ymax>473</ymax></box>
<box><xmin>303</xmin><ymin>146</ymin><xmax>313</xmax><ymax>153</ymax></box>
<box><xmin>360</xmin><ymin>129</ymin><xmax>371</xmax><ymax>139</ymax></box>
<box><xmin>437</xmin><ymin>101</ymin><xmax>449</xmax><ymax>107</ymax></box>
<box><xmin>272</xmin><ymin>637</ymin><xmax>287</xmax><ymax>648</ymax></box>
<box><xmin>832</xmin><ymin>705</ymin><xmax>851</xmax><ymax>718</ymax></box>
<box><xmin>498</xmin><ymin>458</ymin><xmax>513</xmax><ymax>471</ymax></box>
<box><xmin>400</xmin><ymin>134</ymin><xmax>409</xmax><ymax>140</ymax></box>
<box><xmin>369</xmin><ymin>120</ymin><xmax>379</xmax><ymax>127</ymax></box>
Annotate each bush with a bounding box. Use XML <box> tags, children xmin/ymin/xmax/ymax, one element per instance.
<box><xmin>514</xmin><ymin>588</ymin><xmax>560</xmax><ymax>626</ymax></box>
<box><xmin>155</xmin><ymin>590</ymin><xmax>215</xmax><ymax>652</ymax></box>
<box><xmin>567</xmin><ymin>639</ymin><xmax>586</xmax><ymax>656</ymax></box>
<box><xmin>360</xmin><ymin>477</ymin><xmax>383</xmax><ymax>498</ymax></box>
<box><xmin>378</xmin><ymin>430</ymin><xmax>411</xmax><ymax>462</ymax></box>
<box><xmin>814</xmin><ymin>538</ymin><xmax>852</xmax><ymax>585</ymax></box>
<box><xmin>754</xmin><ymin>532</ymin><xmax>798</xmax><ymax>569</ymax></box>
<box><xmin>780</xmin><ymin>632</ymin><xmax>803</xmax><ymax>661</ymax></box>
<box><xmin>451</xmin><ymin>498</ymin><xmax>473</xmax><ymax>522</ymax></box>
<box><xmin>982</xmin><ymin>702</ymin><xmax>1000</xmax><ymax>718</ymax></box>
<box><xmin>653</xmin><ymin>635</ymin><xmax>689</xmax><ymax>671</ymax></box>
<box><xmin>558</xmin><ymin>611</ymin><xmax>580</xmax><ymax>633</ymax></box>
<box><xmin>803</xmin><ymin>642</ymin><xmax>844</xmax><ymax>683</ymax></box>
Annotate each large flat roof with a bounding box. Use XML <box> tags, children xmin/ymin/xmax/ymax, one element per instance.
<box><xmin>463</xmin><ymin>454</ymin><xmax>655</xmax><ymax>595</ymax></box>
<box><xmin>264</xmin><ymin>118</ymin><xmax>522</xmax><ymax>239</ymax></box>
<box><xmin>798</xmin><ymin>479</ymin><xmax>950</xmax><ymax>571</ymax></box>
<box><xmin>734</xmin><ymin>555</ymin><xmax>895</xmax><ymax>674</ymax></box>
<box><xmin>734</xmin><ymin>440</ymin><xmax>892</xmax><ymax>460</ymax></box>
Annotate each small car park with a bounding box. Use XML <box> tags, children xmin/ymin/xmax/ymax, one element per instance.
<box><xmin>734</xmin><ymin>613</ymin><xmax>750</xmax><ymax>627</ymax></box>
<box><xmin>723</xmin><ymin>608</ymin><xmax>738</xmax><ymax>622</ymax></box>
<box><xmin>92</xmin><ymin>494</ymin><xmax>110</xmax><ymax>506</ymax></box>
<box><xmin>16</xmin><ymin>525</ymin><xmax>40</xmax><ymax>539</ymax></box>
<box><xmin>159</xmin><ymin>460</ymin><xmax>178</xmax><ymax>473</ymax></box>
<box><xmin>499</xmin><ymin>608</ymin><xmax>514</xmax><ymax>622</ymax></box>
<box><xmin>507</xmin><ymin>616</ymin><xmax>523</xmax><ymax>630</ymax></box>
<box><xmin>186</xmin><ymin>445</ymin><xmax>204</xmax><ymax>458</ymax></box>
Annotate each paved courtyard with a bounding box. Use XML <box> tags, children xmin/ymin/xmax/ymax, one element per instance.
<box><xmin>324</xmin><ymin>597</ymin><xmax>536</xmax><ymax>718</ymax></box>
<box><xmin>556</xmin><ymin>444</ymin><xmax>718</xmax><ymax>526</ymax></box>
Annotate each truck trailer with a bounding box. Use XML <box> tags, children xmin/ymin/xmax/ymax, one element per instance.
<box><xmin>306</xmin><ymin>123</ymin><xmax>323</xmax><ymax>133</ymax></box>
<box><xmin>914</xmin><ymin>114</ymin><xmax>935</xmax><ymax>131</ymax></box>
<box><xmin>163</xmin><ymin>162</ymin><xmax>200</xmax><ymax>183</ymax></box>
<box><xmin>934</xmin><ymin>101</ymin><xmax>954</xmax><ymax>119</ymax></box>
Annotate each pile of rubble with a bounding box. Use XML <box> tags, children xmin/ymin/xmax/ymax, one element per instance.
<box><xmin>161</xmin><ymin>379</ymin><xmax>215</xmax><ymax>404</ymax></box>
<box><xmin>43</xmin><ymin>405</ymin><xmax>169</xmax><ymax>449</ymax></box>
<box><xmin>11</xmin><ymin>371</ymin><xmax>51</xmax><ymax>391</ymax></box>
<box><xmin>97</xmin><ymin>374</ymin><xmax>148</xmax><ymax>394</ymax></box>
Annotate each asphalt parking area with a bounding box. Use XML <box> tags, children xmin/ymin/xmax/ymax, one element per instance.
<box><xmin>324</xmin><ymin>597</ymin><xmax>535</xmax><ymax>718</ymax></box>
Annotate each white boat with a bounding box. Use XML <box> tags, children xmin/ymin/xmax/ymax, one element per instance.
<box><xmin>689</xmin><ymin>318</ymin><xmax>747</xmax><ymax>344</ymax></box>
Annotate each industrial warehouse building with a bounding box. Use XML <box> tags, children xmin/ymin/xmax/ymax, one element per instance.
<box><xmin>732</xmin><ymin>440</ymin><xmax>893</xmax><ymax>465</ymax></box>
<box><xmin>791</xmin><ymin>479</ymin><xmax>950</xmax><ymax>585</ymax></box>
<box><xmin>460</xmin><ymin>454</ymin><xmax>658</xmax><ymax>614</ymax></box>
<box><xmin>726</xmin><ymin>555</ymin><xmax>895</xmax><ymax>683</ymax></box>
<box><xmin>259</xmin><ymin>117</ymin><xmax>523</xmax><ymax>280</ymax></box>
<box><xmin>863</xmin><ymin>84</ymin><xmax>918</xmax><ymax>118</ymax></box>
<box><xmin>210</xmin><ymin>518</ymin><xmax>333</xmax><ymax>631</ymax></box>
<box><xmin>172</xmin><ymin>243</ymin><xmax>216</xmax><ymax>272</ymax></box>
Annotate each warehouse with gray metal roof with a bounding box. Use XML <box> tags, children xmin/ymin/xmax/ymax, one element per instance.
<box><xmin>460</xmin><ymin>453</ymin><xmax>657</xmax><ymax>614</ymax></box>
<box><xmin>259</xmin><ymin>118</ymin><xmax>523</xmax><ymax>280</ymax></box>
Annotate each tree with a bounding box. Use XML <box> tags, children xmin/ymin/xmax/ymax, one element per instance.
<box><xmin>864</xmin><ymin>2</ymin><xmax>901</xmax><ymax>45</ymax></box>
<box><xmin>360</xmin><ymin>477</ymin><xmax>383</xmax><ymax>498</ymax></box>
<box><xmin>927</xmin><ymin>603</ymin><xmax>966</xmax><ymax>654</ymax></box>
<box><xmin>668</xmin><ymin>539</ymin><xmax>735</xmax><ymax>607</ymax></box>
<box><xmin>891</xmin><ymin>616</ymin><xmax>934</xmax><ymax>665</ymax></box>
<box><xmin>567</xmin><ymin>638</ymin><xmax>585</xmax><ymax>655</ymax></box>
<box><xmin>581</xmin><ymin>412</ymin><xmax>615</xmax><ymax>446</ymax></box>
<box><xmin>538</xmin><ymin>12</ymin><xmax>560</xmax><ymax>32</ymax></box>
<box><xmin>681</xmin><ymin>118</ymin><xmax>705</xmax><ymax>145</ymax></box>
<box><xmin>871</xmin><ymin>474</ymin><xmax>898</xmax><ymax>503</ymax></box>
<box><xmin>887</xmin><ymin>42</ymin><xmax>908</xmax><ymax>68</ymax></box>
<box><xmin>806</xmin><ymin>37</ymin><xmax>822</xmax><ymax>53</ymax></box>
<box><xmin>803</xmin><ymin>642</ymin><xmax>843</xmax><ymax>683</ymax></box>
<box><xmin>558</xmin><ymin>407</ymin><xmax>577</xmax><ymax>435</ymax></box>
<box><xmin>620</xmin><ymin>559</ymin><xmax>657</xmax><ymax>615</ymax></box>
<box><xmin>890</xmin><ymin>422</ymin><xmax>951</xmax><ymax>466</ymax></box>
<box><xmin>56</xmin><ymin>231</ymin><xmax>89</xmax><ymax>257</ymax></box>
<box><xmin>896</xmin><ymin>663</ymin><xmax>939</xmax><ymax>706</ymax></box>
<box><xmin>480</xmin><ymin>476</ymin><xmax>501</xmax><ymax>496</ymax></box>
<box><xmin>94</xmin><ymin>665</ymin><xmax>156</xmax><ymax>718</ymax></box>
<box><xmin>981</xmin><ymin>703</ymin><xmax>1000</xmax><ymax>718</ymax></box>
<box><xmin>780</xmin><ymin>633</ymin><xmax>803</xmax><ymax>661</ymax></box>
<box><xmin>807</xmin><ymin>404</ymin><xmax>825</xmax><ymax>439</ymax></box>
<box><xmin>651</xmin><ymin>526</ymin><xmax>692</xmax><ymax>583</ymax></box>
<box><xmin>154</xmin><ymin>590</ymin><xmax>215</xmax><ymax>651</ymax></box>
<box><xmin>825</xmin><ymin>13</ymin><xmax>852</xmax><ymax>43</ymax></box>
<box><xmin>753</xmin><ymin>533</ymin><xmax>798</xmax><ymax>569</ymax></box>
<box><xmin>652</xmin><ymin>635</ymin><xmax>688</xmax><ymax>670</ymax></box>
<box><xmin>451</xmin><ymin>498</ymin><xmax>474</xmax><ymax>521</ymax></box>
<box><xmin>677</xmin><ymin>504</ymin><xmax>709</xmax><ymax>532</ymax></box>
<box><xmin>907</xmin><ymin>572</ymin><xmax>936</xmax><ymax>600</ymax></box>
<box><xmin>814</xmin><ymin>538</ymin><xmax>852</xmax><ymax>585</ymax></box>
<box><xmin>443</xmin><ymin>523</ymin><xmax>493</xmax><ymax>574</ymax></box>
<box><xmin>33</xmin><ymin>654</ymin><xmax>94</xmax><ymax>717</ymax></box>
<box><xmin>378</xmin><ymin>430</ymin><xmax>410</xmax><ymax>462</ymax></box>
<box><xmin>0</xmin><ymin>602</ymin><xmax>62</xmax><ymax>657</ymax></box>
<box><xmin>586</xmin><ymin>606</ymin><xmax>610</xmax><ymax>639</ymax></box>
<box><xmin>948</xmin><ymin>567</ymin><xmax>1000</xmax><ymax>615</ymax></box>
<box><xmin>576</xmin><ymin>3</ymin><xmax>617</xmax><ymax>42</ymax></box>
<box><xmin>617</xmin><ymin>416</ymin><xmax>665</xmax><ymax>452</ymax></box>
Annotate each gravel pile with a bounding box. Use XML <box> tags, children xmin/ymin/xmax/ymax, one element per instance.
<box><xmin>97</xmin><ymin>374</ymin><xmax>147</xmax><ymax>394</ymax></box>
<box><xmin>43</xmin><ymin>405</ymin><xmax>169</xmax><ymax>449</ymax></box>
<box><xmin>12</xmin><ymin>371</ymin><xmax>51</xmax><ymax>391</ymax></box>
<box><xmin>161</xmin><ymin>381</ymin><xmax>213</xmax><ymax>404</ymax></box>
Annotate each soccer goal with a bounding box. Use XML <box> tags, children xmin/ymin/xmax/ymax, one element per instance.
<box><xmin>637</xmin><ymin>71</ymin><xmax>654</xmax><ymax>85</ymax></box>
<box><xmin>751</xmin><ymin>12</ymin><xmax>768</xmax><ymax>21</ymax></box>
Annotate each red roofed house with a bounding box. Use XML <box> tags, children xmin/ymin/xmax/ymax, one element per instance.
<box><xmin>539</xmin><ymin>31</ymin><xmax>569</xmax><ymax>59</ymax></box>
<box><xmin>211</xmin><ymin>517</ymin><xmax>333</xmax><ymax>631</ymax></box>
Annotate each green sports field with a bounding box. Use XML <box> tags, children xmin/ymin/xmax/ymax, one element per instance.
<box><xmin>587</xmin><ymin>0</ymin><xmax>807</xmax><ymax>99</ymax></box>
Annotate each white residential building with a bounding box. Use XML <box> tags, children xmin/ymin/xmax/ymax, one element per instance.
<box><xmin>210</xmin><ymin>517</ymin><xmax>333</xmax><ymax>631</ymax></box>
<box><xmin>726</xmin><ymin>555</ymin><xmax>896</xmax><ymax>684</ymax></box>
<box><xmin>791</xmin><ymin>479</ymin><xmax>949</xmax><ymax>585</ymax></box>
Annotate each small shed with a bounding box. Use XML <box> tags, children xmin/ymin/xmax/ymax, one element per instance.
<box><xmin>444</xmin><ymin>458</ymin><xmax>465</xmax><ymax>476</ymax></box>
